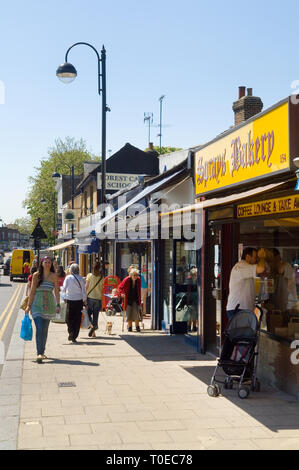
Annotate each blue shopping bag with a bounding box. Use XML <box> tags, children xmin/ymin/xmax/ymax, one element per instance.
<box><xmin>20</xmin><ymin>314</ymin><xmax>33</xmax><ymax>341</ymax></box>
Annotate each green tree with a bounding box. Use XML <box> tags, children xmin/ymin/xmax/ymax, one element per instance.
<box><xmin>8</xmin><ymin>217</ymin><xmax>32</xmax><ymax>235</ymax></box>
<box><xmin>23</xmin><ymin>137</ymin><xmax>100</xmax><ymax>243</ymax></box>
<box><xmin>145</xmin><ymin>145</ymin><xmax>182</xmax><ymax>155</ymax></box>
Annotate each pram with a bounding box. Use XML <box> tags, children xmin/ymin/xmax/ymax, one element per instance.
<box><xmin>207</xmin><ymin>305</ymin><xmax>263</xmax><ymax>399</ymax></box>
<box><xmin>105</xmin><ymin>294</ymin><xmax>123</xmax><ymax>316</ymax></box>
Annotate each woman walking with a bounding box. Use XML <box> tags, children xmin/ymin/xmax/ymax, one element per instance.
<box><xmin>85</xmin><ymin>262</ymin><xmax>104</xmax><ymax>337</ymax></box>
<box><xmin>61</xmin><ymin>264</ymin><xmax>87</xmax><ymax>343</ymax></box>
<box><xmin>25</xmin><ymin>265</ymin><xmax>38</xmax><ymax>297</ymax></box>
<box><xmin>25</xmin><ymin>256</ymin><xmax>60</xmax><ymax>363</ymax></box>
<box><xmin>118</xmin><ymin>268</ymin><xmax>142</xmax><ymax>332</ymax></box>
<box><xmin>57</xmin><ymin>265</ymin><xmax>66</xmax><ymax>288</ymax></box>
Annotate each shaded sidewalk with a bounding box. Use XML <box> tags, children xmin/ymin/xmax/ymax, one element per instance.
<box><xmin>1</xmin><ymin>309</ymin><xmax>299</xmax><ymax>450</ymax></box>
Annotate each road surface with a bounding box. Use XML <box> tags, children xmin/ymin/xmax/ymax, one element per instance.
<box><xmin>0</xmin><ymin>274</ymin><xmax>25</xmax><ymax>376</ymax></box>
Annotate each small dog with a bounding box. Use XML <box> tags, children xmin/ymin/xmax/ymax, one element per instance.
<box><xmin>105</xmin><ymin>321</ymin><xmax>113</xmax><ymax>335</ymax></box>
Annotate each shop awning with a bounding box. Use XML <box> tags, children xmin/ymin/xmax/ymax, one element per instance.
<box><xmin>77</xmin><ymin>238</ymin><xmax>100</xmax><ymax>254</ymax></box>
<box><xmin>160</xmin><ymin>181</ymin><xmax>289</xmax><ymax>217</ymax></box>
<box><xmin>75</xmin><ymin>169</ymin><xmax>185</xmax><ymax>240</ymax></box>
<box><xmin>47</xmin><ymin>239</ymin><xmax>75</xmax><ymax>251</ymax></box>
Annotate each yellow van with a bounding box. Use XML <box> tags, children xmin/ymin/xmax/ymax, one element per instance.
<box><xmin>10</xmin><ymin>249</ymin><xmax>34</xmax><ymax>282</ymax></box>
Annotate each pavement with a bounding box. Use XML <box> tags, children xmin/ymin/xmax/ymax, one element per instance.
<box><xmin>1</xmin><ymin>308</ymin><xmax>299</xmax><ymax>450</ymax></box>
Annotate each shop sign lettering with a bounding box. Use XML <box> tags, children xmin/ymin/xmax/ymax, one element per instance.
<box><xmin>196</xmin><ymin>151</ymin><xmax>227</xmax><ymax>187</ymax></box>
<box><xmin>237</xmin><ymin>195</ymin><xmax>299</xmax><ymax>218</ymax></box>
<box><xmin>231</xmin><ymin>130</ymin><xmax>274</xmax><ymax>175</ymax></box>
<box><xmin>195</xmin><ymin>102</ymin><xmax>289</xmax><ymax>195</ymax></box>
<box><xmin>97</xmin><ymin>173</ymin><xmax>139</xmax><ymax>190</ymax></box>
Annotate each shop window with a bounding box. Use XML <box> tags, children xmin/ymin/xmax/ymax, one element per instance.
<box><xmin>239</xmin><ymin>218</ymin><xmax>299</xmax><ymax>340</ymax></box>
<box><xmin>175</xmin><ymin>241</ymin><xmax>198</xmax><ymax>334</ymax></box>
<box><xmin>118</xmin><ymin>241</ymin><xmax>152</xmax><ymax>317</ymax></box>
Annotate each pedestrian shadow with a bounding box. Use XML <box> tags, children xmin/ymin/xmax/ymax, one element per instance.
<box><xmin>79</xmin><ymin>335</ymin><xmax>123</xmax><ymax>341</ymax></box>
<box><xmin>74</xmin><ymin>340</ymin><xmax>115</xmax><ymax>346</ymax></box>
<box><xmin>39</xmin><ymin>358</ymin><xmax>100</xmax><ymax>367</ymax></box>
<box><xmin>0</xmin><ymin>283</ymin><xmax>13</xmax><ymax>287</ymax></box>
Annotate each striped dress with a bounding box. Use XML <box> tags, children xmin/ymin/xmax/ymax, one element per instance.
<box><xmin>31</xmin><ymin>280</ymin><xmax>56</xmax><ymax>320</ymax></box>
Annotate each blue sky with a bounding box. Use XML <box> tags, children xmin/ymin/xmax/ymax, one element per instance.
<box><xmin>1</xmin><ymin>0</ymin><xmax>299</xmax><ymax>223</ymax></box>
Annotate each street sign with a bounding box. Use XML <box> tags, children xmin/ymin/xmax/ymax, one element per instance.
<box><xmin>30</xmin><ymin>219</ymin><xmax>47</xmax><ymax>240</ymax></box>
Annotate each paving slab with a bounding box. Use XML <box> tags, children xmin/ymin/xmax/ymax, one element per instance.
<box><xmin>1</xmin><ymin>308</ymin><xmax>299</xmax><ymax>450</ymax></box>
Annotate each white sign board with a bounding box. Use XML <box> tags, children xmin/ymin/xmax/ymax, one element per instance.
<box><xmin>97</xmin><ymin>173</ymin><xmax>139</xmax><ymax>191</ymax></box>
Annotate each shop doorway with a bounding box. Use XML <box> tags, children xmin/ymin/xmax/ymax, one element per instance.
<box><xmin>116</xmin><ymin>241</ymin><xmax>152</xmax><ymax>329</ymax></box>
<box><xmin>205</xmin><ymin>224</ymin><xmax>234</xmax><ymax>356</ymax></box>
<box><xmin>170</xmin><ymin>241</ymin><xmax>198</xmax><ymax>336</ymax></box>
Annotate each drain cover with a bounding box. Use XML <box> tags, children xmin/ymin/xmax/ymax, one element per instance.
<box><xmin>58</xmin><ymin>381</ymin><xmax>76</xmax><ymax>388</ymax></box>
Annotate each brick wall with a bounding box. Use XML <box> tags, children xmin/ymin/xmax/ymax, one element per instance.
<box><xmin>232</xmin><ymin>87</ymin><xmax>263</xmax><ymax>126</ymax></box>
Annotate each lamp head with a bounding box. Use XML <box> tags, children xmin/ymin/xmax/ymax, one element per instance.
<box><xmin>56</xmin><ymin>62</ymin><xmax>77</xmax><ymax>83</ymax></box>
<box><xmin>40</xmin><ymin>197</ymin><xmax>46</xmax><ymax>205</ymax></box>
<box><xmin>51</xmin><ymin>171</ymin><xmax>61</xmax><ymax>182</ymax></box>
<box><xmin>293</xmin><ymin>157</ymin><xmax>299</xmax><ymax>169</ymax></box>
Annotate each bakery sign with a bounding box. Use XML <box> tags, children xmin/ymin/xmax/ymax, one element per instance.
<box><xmin>195</xmin><ymin>101</ymin><xmax>290</xmax><ymax>196</ymax></box>
<box><xmin>97</xmin><ymin>173</ymin><xmax>139</xmax><ymax>190</ymax></box>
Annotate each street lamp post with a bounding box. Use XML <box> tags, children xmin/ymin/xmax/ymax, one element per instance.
<box><xmin>56</xmin><ymin>42</ymin><xmax>108</xmax><ymax>262</ymax></box>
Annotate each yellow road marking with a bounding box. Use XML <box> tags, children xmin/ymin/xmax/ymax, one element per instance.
<box><xmin>0</xmin><ymin>284</ymin><xmax>24</xmax><ymax>340</ymax></box>
<box><xmin>0</xmin><ymin>284</ymin><xmax>22</xmax><ymax>324</ymax></box>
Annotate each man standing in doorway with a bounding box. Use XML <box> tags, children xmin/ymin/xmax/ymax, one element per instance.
<box><xmin>226</xmin><ymin>247</ymin><xmax>266</xmax><ymax>320</ymax></box>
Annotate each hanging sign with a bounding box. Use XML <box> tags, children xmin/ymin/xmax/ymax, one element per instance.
<box><xmin>237</xmin><ymin>194</ymin><xmax>299</xmax><ymax>218</ymax></box>
<box><xmin>62</xmin><ymin>209</ymin><xmax>76</xmax><ymax>224</ymax></box>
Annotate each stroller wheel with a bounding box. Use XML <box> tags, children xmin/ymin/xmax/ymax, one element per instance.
<box><xmin>238</xmin><ymin>386</ymin><xmax>250</xmax><ymax>399</ymax></box>
<box><xmin>207</xmin><ymin>384</ymin><xmax>220</xmax><ymax>397</ymax></box>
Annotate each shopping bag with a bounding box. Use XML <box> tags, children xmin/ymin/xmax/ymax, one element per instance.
<box><xmin>80</xmin><ymin>307</ymin><xmax>90</xmax><ymax>329</ymax></box>
<box><xmin>20</xmin><ymin>314</ymin><xmax>33</xmax><ymax>341</ymax></box>
<box><xmin>51</xmin><ymin>300</ymin><xmax>67</xmax><ymax>324</ymax></box>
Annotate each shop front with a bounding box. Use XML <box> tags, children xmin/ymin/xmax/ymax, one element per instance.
<box><xmin>114</xmin><ymin>241</ymin><xmax>152</xmax><ymax>315</ymax></box>
<box><xmin>161</xmin><ymin>239</ymin><xmax>198</xmax><ymax>341</ymax></box>
<box><xmin>194</xmin><ymin>96</ymin><xmax>299</xmax><ymax>396</ymax></box>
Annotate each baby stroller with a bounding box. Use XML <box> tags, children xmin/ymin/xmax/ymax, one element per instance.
<box><xmin>105</xmin><ymin>294</ymin><xmax>123</xmax><ymax>316</ymax></box>
<box><xmin>207</xmin><ymin>305</ymin><xmax>263</xmax><ymax>399</ymax></box>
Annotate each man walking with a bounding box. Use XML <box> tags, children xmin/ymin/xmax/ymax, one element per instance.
<box><xmin>226</xmin><ymin>247</ymin><xmax>266</xmax><ymax>320</ymax></box>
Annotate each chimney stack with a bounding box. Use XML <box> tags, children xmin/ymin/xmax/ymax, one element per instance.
<box><xmin>232</xmin><ymin>87</ymin><xmax>263</xmax><ymax>126</ymax></box>
<box><xmin>238</xmin><ymin>86</ymin><xmax>246</xmax><ymax>99</ymax></box>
